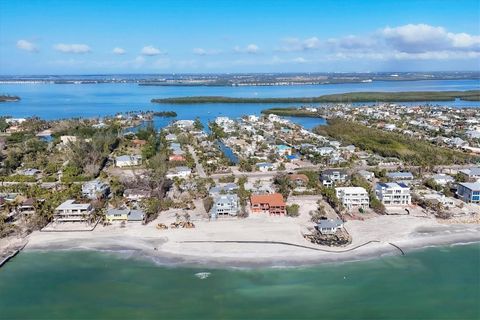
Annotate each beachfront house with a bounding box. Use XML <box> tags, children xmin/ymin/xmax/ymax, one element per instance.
<box><xmin>105</xmin><ymin>208</ymin><xmax>145</xmax><ymax>222</ymax></box>
<box><xmin>115</xmin><ymin>155</ymin><xmax>142</xmax><ymax>167</ymax></box>
<box><xmin>210</xmin><ymin>194</ymin><xmax>239</xmax><ymax>219</ymax></box>
<box><xmin>316</xmin><ymin>219</ymin><xmax>344</xmax><ymax>235</ymax></box>
<box><xmin>82</xmin><ymin>180</ymin><xmax>110</xmax><ymax>200</ymax></box>
<box><xmin>53</xmin><ymin>200</ymin><xmax>94</xmax><ymax>223</ymax></box>
<box><xmin>375</xmin><ymin>182</ymin><xmax>411</xmax><ymax>206</ymax></box>
<box><xmin>335</xmin><ymin>187</ymin><xmax>369</xmax><ymax>210</ymax></box>
<box><xmin>320</xmin><ymin>169</ymin><xmax>348</xmax><ymax>187</ymax></box>
<box><xmin>250</xmin><ymin>193</ymin><xmax>286</xmax><ymax>215</ymax></box>
<box><xmin>456</xmin><ymin>182</ymin><xmax>480</xmax><ymax>203</ymax></box>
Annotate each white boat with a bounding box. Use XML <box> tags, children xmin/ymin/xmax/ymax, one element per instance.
<box><xmin>195</xmin><ymin>272</ymin><xmax>211</xmax><ymax>279</ymax></box>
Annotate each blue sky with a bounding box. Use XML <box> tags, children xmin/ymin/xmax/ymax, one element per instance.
<box><xmin>1</xmin><ymin>0</ymin><xmax>479</xmax><ymax>74</ymax></box>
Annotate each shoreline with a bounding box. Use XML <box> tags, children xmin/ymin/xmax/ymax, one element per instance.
<box><xmin>19</xmin><ymin>215</ymin><xmax>480</xmax><ymax>269</ymax></box>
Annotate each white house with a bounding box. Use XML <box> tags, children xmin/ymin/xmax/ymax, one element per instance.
<box><xmin>431</xmin><ymin>174</ymin><xmax>454</xmax><ymax>186</ymax></box>
<box><xmin>375</xmin><ymin>182</ymin><xmax>411</xmax><ymax>206</ymax></box>
<box><xmin>115</xmin><ymin>155</ymin><xmax>142</xmax><ymax>167</ymax></box>
<box><xmin>82</xmin><ymin>180</ymin><xmax>109</xmax><ymax>200</ymax></box>
<box><xmin>54</xmin><ymin>200</ymin><xmax>93</xmax><ymax>223</ymax></box>
<box><xmin>166</xmin><ymin>166</ymin><xmax>192</xmax><ymax>179</ymax></box>
<box><xmin>210</xmin><ymin>194</ymin><xmax>239</xmax><ymax>219</ymax></box>
<box><xmin>316</xmin><ymin>219</ymin><xmax>344</xmax><ymax>234</ymax></box>
<box><xmin>335</xmin><ymin>187</ymin><xmax>369</xmax><ymax>210</ymax></box>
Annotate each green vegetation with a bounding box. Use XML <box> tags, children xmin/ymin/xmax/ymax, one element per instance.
<box><xmin>261</xmin><ymin>107</ymin><xmax>320</xmax><ymax>117</ymax></box>
<box><xmin>286</xmin><ymin>204</ymin><xmax>300</xmax><ymax>217</ymax></box>
<box><xmin>151</xmin><ymin>90</ymin><xmax>480</xmax><ymax>104</ymax></box>
<box><xmin>0</xmin><ymin>95</ymin><xmax>20</xmax><ymax>102</ymax></box>
<box><xmin>314</xmin><ymin>118</ymin><xmax>478</xmax><ymax>166</ymax></box>
<box><xmin>152</xmin><ymin>111</ymin><xmax>177</xmax><ymax>117</ymax></box>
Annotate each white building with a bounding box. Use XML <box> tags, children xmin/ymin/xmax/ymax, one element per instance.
<box><xmin>166</xmin><ymin>166</ymin><xmax>192</xmax><ymax>179</ymax></box>
<box><xmin>54</xmin><ymin>200</ymin><xmax>93</xmax><ymax>223</ymax></box>
<box><xmin>115</xmin><ymin>155</ymin><xmax>142</xmax><ymax>167</ymax></box>
<box><xmin>210</xmin><ymin>194</ymin><xmax>239</xmax><ymax>219</ymax></box>
<box><xmin>82</xmin><ymin>180</ymin><xmax>109</xmax><ymax>200</ymax></box>
<box><xmin>375</xmin><ymin>182</ymin><xmax>411</xmax><ymax>206</ymax></box>
<box><xmin>335</xmin><ymin>187</ymin><xmax>369</xmax><ymax>210</ymax></box>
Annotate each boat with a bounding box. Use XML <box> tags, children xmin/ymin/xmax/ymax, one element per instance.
<box><xmin>195</xmin><ymin>272</ymin><xmax>211</xmax><ymax>279</ymax></box>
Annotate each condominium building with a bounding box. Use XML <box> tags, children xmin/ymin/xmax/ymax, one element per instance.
<box><xmin>375</xmin><ymin>182</ymin><xmax>411</xmax><ymax>206</ymax></box>
<box><xmin>335</xmin><ymin>187</ymin><xmax>369</xmax><ymax>210</ymax></box>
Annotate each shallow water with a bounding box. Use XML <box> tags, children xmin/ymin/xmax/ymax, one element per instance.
<box><xmin>0</xmin><ymin>244</ymin><xmax>478</xmax><ymax>319</ymax></box>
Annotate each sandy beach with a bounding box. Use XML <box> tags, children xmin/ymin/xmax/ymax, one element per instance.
<box><xmin>17</xmin><ymin>208</ymin><xmax>480</xmax><ymax>268</ymax></box>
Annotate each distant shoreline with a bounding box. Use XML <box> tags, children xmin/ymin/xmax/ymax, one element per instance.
<box><xmin>151</xmin><ymin>90</ymin><xmax>480</xmax><ymax>104</ymax></box>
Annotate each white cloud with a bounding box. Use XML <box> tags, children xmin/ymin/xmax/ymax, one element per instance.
<box><xmin>381</xmin><ymin>24</ymin><xmax>480</xmax><ymax>53</ymax></box>
<box><xmin>112</xmin><ymin>47</ymin><xmax>126</xmax><ymax>55</ymax></box>
<box><xmin>141</xmin><ymin>45</ymin><xmax>165</xmax><ymax>56</ymax></box>
<box><xmin>193</xmin><ymin>48</ymin><xmax>221</xmax><ymax>56</ymax></box>
<box><xmin>54</xmin><ymin>43</ymin><xmax>91</xmax><ymax>54</ymax></box>
<box><xmin>16</xmin><ymin>39</ymin><xmax>38</xmax><ymax>52</ymax></box>
<box><xmin>234</xmin><ymin>44</ymin><xmax>259</xmax><ymax>54</ymax></box>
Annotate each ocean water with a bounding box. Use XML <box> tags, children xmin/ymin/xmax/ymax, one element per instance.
<box><xmin>0</xmin><ymin>244</ymin><xmax>478</xmax><ymax>320</ymax></box>
<box><xmin>0</xmin><ymin>80</ymin><xmax>478</xmax><ymax>130</ymax></box>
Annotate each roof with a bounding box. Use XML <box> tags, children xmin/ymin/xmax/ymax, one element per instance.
<box><xmin>336</xmin><ymin>187</ymin><xmax>368</xmax><ymax>194</ymax></box>
<box><xmin>22</xmin><ymin>198</ymin><xmax>35</xmax><ymax>206</ymax></box>
<box><xmin>322</xmin><ymin>169</ymin><xmax>346</xmax><ymax>175</ymax></box>
<box><xmin>56</xmin><ymin>200</ymin><xmax>91</xmax><ymax>211</ymax></box>
<box><xmin>459</xmin><ymin>182</ymin><xmax>480</xmax><ymax>190</ymax></box>
<box><xmin>317</xmin><ymin>219</ymin><xmax>343</xmax><ymax>229</ymax></box>
<box><xmin>116</xmin><ymin>155</ymin><xmax>141</xmax><ymax>162</ymax></box>
<box><xmin>387</xmin><ymin>172</ymin><xmax>414</xmax><ymax>179</ymax></box>
<box><xmin>460</xmin><ymin>167</ymin><xmax>480</xmax><ymax>176</ymax></box>
<box><xmin>376</xmin><ymin>182</ymin><xmax>410</xmax><ymax>189</ymax></box>
<box><xmin>106</xmin><ymin>208</ymin><xmax>129</xmax><ymax>216</ymax></box>
<box><xmin>256</xmin><ymin>162</ymin><xmax>273</xmax><ymax>167</ymax></box>
<box><xmin>128</xmin><ymin>210</ymin><xmax>145</xmax><ymax>221</ymax></box>
<box><xmin>250</xmin><ymin>193</ymin><xmax>285</xmax><ymax>207</ymax></box>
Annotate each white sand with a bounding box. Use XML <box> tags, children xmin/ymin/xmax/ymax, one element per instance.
<box><xmin>20</xmin><ymin>208</ymin><xmax>480</xmax><ymax>267</ymax></box>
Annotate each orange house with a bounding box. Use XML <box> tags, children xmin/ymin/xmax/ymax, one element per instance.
<box><xmin>250</xmin><ymin>193</ymin><xmax>286</xmax><ymax>215</ymax></box>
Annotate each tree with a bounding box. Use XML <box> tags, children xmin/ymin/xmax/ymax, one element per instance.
<box><xmin>193</xmin><ymin>117</ymin><xmax>204</xmax><ymax>130</ymax></box>
<box><xmin>286</xmin><ymin>204</ymin><xmax>300</xmax><ymax>217</ymax></box>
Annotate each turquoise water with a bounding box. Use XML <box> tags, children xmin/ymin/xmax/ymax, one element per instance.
<box><xmin>0</xmin><ymin>244</ymin><xmax>478</xmax><ymax>319</ymax></box>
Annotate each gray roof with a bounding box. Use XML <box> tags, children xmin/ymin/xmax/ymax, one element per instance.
<box><xmin>317</xmin><ymin>219</ymin><xmax>343</xmax><ymax>229</ymax></box>
<box><xmin>459</xmin><ymin>182</ymin><xmax>480</xmax><ymax>191</ymax></box>
<box><xmin>460</xmin><ymin>167</ymin><xmax>480</xmax><ymax>177</ymax></box>
<box><xmin>128</xmin><ymin>210</ymin><xmax>145</xmax><ymax>221</ymax></box>
<box><xmin>387</xmin><ymin>172</ymin><xmax>414</xmax><ymax>179</ymax></box>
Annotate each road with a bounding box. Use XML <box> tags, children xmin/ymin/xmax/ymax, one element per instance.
<box><xmin>187</xmin><ymin>145</ymin><xmax>206</xmax><ymax>178</ymax></box>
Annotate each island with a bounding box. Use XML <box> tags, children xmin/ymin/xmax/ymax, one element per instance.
<box><xmin>151</xmin><ymin>90</ymin><xmax>480</xmax><ymax>104</ymax></box>
<box><xmin>0</xmin><ymin>95</ymin><xmax>20</xmax><ymax>102</ymax></box>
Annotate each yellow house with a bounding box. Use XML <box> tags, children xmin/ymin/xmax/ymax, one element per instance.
<box><xmin>105</xmin><ymin>208</ymin><xmax>129</xmax><ymax>222</ymax></box>
<box><xmin>105</xmin><ymin>208</ymin><xmax>145</xmax><ymax>223</ymax></box>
